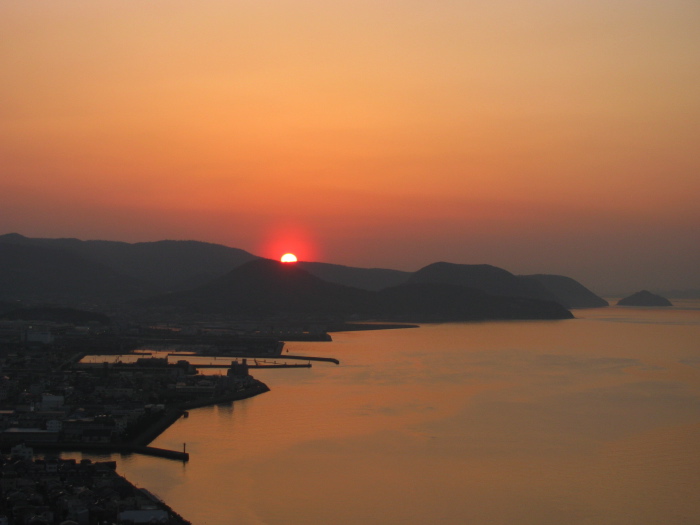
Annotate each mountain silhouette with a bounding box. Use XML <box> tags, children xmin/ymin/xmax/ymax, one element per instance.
<box><xmin>0</xmin><ymin>233</ymin><xmax>256</xmax><ymax>292</ymax></box>
<box><xmin>0</xmin><ymin>240</ymin><xmax>153</xmax><ymax>305</ymax></box>
<box><xmin>409</xmin><ymin>262</ymin><xmax>557</xmax><ymax>302</ymax></box>
<box><xmin>2</xmin><ymin>234</ymin><xmax>603</xmax><ymax>306</ymax></box>
<box><xmin>140</xmin><ymin>259</ymin><xmax>573</xmax><ymax>321</ymax></box>
<box><xmin>297</xmin><ymin>261</ymin><xmax>410</xmax><ymax>291</ymax></box>
<box><xmin>1</xmin><ymin>233</ymin><xmax>582</xmax><ymax>319</ymax></box>
<box><xmin>373</xmin><ymin>282</ymin><xmax>572</xmax><ymax>321</ymax></box>
<box><xmin>139</xmin><ymin>258</ymin><xmax>372</xmax><ymax>316</ymax></box>
<box><xmin>617</xmin><ymin>290</ymin><xmax>672</xmax><ymax>306</ymax></box>
<box><xmin>519</xmin><ymin>274</ymin><xmax>608</xmax><ymax>308</ymax></box>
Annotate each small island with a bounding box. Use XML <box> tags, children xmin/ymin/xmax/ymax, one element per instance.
<box><xmin>617</xmin><ymin>290</ymin><xmax>673</xmax><ymax>307</ymax></box>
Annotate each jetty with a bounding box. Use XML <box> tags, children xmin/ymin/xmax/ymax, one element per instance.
<box><xmin>281</xmin><ymin>354</ymin><xmax>339</xmax><ymax>365</ymax></box>
<box><xmin>35</xmin><ymin>442</ymin><xmax>190</xmax><ymax>462</ymax></box>
<box><xmin>162</xmin><ymin>350</ymin><xmax>340</xmax><ymax>365</ymax></box>
<box><xmin>190</xmin><ymin>354</ymin><xmax>339</xmax><ymax>365</ymax></box>
<box><xmin>194</xmin><ymin>360</ymin><xmax>312</xmax><ymax>369</ymax></box>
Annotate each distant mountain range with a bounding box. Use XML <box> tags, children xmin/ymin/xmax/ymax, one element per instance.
<box><xmin>0</xmin><ymin>238</ymin><xmax>152</xmax><ymax>305</ymax></box>
<box><xmin>0</xmin><ymin>232</ymin><xmax>257</xmax><ymax>292</ymax></box>
<box><xmin>139</xmin><ymin>258</ymin><xmax>573</xmax><ymax>322</ymax></box>
<box><xmin>0</xmin><ymin>233</ymin><xmax>609</xmax><ymax>320</ymax></box>
<box><xmin>297</xmin><ymin>261</ymin><xmax>409</xmax><ymax>291</ymax></box>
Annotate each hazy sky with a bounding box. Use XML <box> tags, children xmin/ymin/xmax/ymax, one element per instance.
<box><xmin>2</xmin><ymin>1</ymin><xmax>699</xmax><ymax>293</ymax></box>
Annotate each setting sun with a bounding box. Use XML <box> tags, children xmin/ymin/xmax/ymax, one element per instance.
<box><xmin>280</xmin><ymin>253</ymin><xmax>298</xmax><ymax>263</ymax></box>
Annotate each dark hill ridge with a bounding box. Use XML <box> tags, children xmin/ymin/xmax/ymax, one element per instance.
<box><xmin>409</xmin><ymin>262</ymin><xmax>558</xmax><ymax>302</ymax></box>
<box><xmin>0</xmin><ymin>241</ymin><xmax>153</xmax><ymax>305</ymax></box>
<box><xmin>1</xmin><ymin>233</ymin><xmax>590</xmax><ymax>317</ymax></box>
<box><xmin>140</xmin><ymin>259</ymin><xmax>374</xmax><ymax>316</ymax></box>
<box><xmin>194</xmin><ymin>258</ymin><xmax>371</xmax><ymax>314</ymax></box>
<box><xmin>0</xmin><ymin>233</ymin><xmax>256</xmax><ymax>292</ymax></box>
<box><xmin>2</xmin><ymin>233</ymin><xmax>598</xmax><ymax>299</ymax></box>
<box><xmin>1</xmin><ymin>233</ymin><xmax>408</xmax><ymax>293</ymax></box>
<box><xmin>1</xmin><ymin>307</ymin><xmax>110</xmax><ymax>325</ymax></box>
<box><xmin>617</xmin><ymin>290</ymin><xmax>672</xmax><ymax>307</ymax></box>
<box><xmin>139</xmin><ymin>259</ymin><xmax>573</xmax><ymax>321</ymax></box>
<box><xmin>297</xmin><ymin>261</ymin><xmax>410</xmax><ymax>291</ymax></box>
<box><xmin>519</xmin><ymin>274</ymin><xmax>608</xmax><ymax>308</ymax></box>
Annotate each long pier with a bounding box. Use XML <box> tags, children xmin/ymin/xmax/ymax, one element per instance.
<box><xmin>194</xmin><ymin>361</ymin><xmax>311</xmax><ymax>369</ymax></box>
<box><xmin>34</xmin><ymin>442</ymin><xmax>190</xmax><ymax>462</ymax></box>
<box><xmin>168</xmin><ymin>352</ymin><xmax>340</xmax><ymax>365</ymax></box>
<box><xmin>282</xmin><ymin>354</ymin><xmax>339</xmax><ymax>365</ymax></box>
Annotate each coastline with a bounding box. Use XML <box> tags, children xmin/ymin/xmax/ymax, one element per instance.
<box><xmin>327</xmin><ymin>322</ymin><xmax>419</xmax><ymax>332</ymax></box>
<box><xmin>0</xmin><ymin>379</ymin><xmax>270</xmax><ymax>524</ymax></box>
<box><xmin>27</xmin><ymin>379</ymin><xmax>270</xmax><ymax>461</ymax></box>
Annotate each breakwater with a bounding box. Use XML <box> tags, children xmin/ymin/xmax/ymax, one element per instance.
<box><xmin>33</xmin><ymin>442</ymin><xmax>191</xmax><ymax>461</ymax></box>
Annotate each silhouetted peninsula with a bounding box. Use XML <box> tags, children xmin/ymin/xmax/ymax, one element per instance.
<box><xmin>372</xmin><ymin>282</ymin><xmax>573</xmax><ymax>322</ymax></box>
<box><xmin>409</xmin><ymin>262</ymin><xmax>557</xmax><ymax>302</ymax></box>
<box><xmin>519</xmin><ymin>274</ymin><xmax>608</xmax><ymax>308</ymax></box>
<box><xmin>617</xmin><ymin>290</ymin><xmax>672</xmax><ymax>306</ymax></box>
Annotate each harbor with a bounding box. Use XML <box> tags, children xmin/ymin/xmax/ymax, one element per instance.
<box><xmin>0</xmin><ymin>323</ymin><xmax>340</xmax><ymax>523</ymax></box>
<box><xmin>12</xmin><ymin>340</ymin><xmax>340</xmax><ymax>463</ymax></box>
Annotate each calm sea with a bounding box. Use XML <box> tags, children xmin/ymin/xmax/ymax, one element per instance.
<box><xmin>68</xmin><ymin>303</ymin><xmax>700</xmax><ymax>524</ymax></box>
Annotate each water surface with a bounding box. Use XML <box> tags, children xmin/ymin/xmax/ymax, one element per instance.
<box><xmin>68</xmin><ymin>304</ymin><xmax>700</xmax><ymax>524</ymax></box>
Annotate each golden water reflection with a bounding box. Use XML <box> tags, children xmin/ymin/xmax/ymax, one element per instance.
<box><xmin>65</xmin><ymin>305</ymin><xmax>700</xmax><ymax>524</ymax></box>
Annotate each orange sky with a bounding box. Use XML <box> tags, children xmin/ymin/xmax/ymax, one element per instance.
<box><xmin>1</xmin><ymin>1</ymin><xmax>699</xmax><ymax>293</ymax></box>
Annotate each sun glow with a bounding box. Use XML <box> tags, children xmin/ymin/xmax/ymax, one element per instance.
<box><xmin>280</xmin><ymin>253</ymin><xmax>298</xmax><ymax>263</ymax></box>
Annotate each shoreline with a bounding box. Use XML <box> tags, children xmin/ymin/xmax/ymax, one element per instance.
<box><xmin>327</xmin><ymin>322</ymin><xmax>419</xmax><ymax>332</ymax></box>
<box><xmin>22</xmin><ymin>379</ymin><xmax>270</xmax><ymax>461</ymax></box>
<box><xmin>1</xmin><ymin>380</ymin><xmax>271</xmax><ymax>523</ymax></box>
